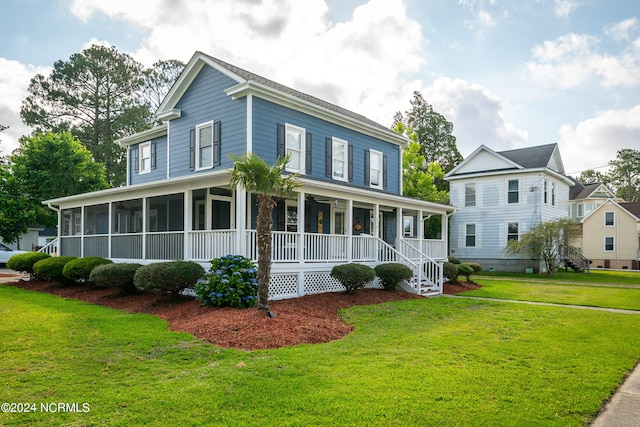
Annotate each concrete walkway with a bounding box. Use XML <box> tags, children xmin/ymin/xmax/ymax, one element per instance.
<box><xmin>445</xmin><ymin>294</ymin><xmax>640</xmax><ymax>426</ymax></box>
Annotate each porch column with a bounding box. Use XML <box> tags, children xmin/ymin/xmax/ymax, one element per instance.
<box><xmin>141</xmin><ymin>196</ymin><xmax>147</xmax><ymax>260</ymax></box>
<box><xmin>346</xmin><ymin>199</ymin><xmax>353</xmax><ymax>262</ymax></box>
<box><xmin>184</xmin><ymin>190</ymin><xmax>192</xmax><ymax>261</ymax></box>
<box><xmin>297</xmin><ymin>191</ymin><xmax>305</xmax><ymax>296</ymax></box>
<box><xmin>80</xmin><ymin>205</ymin><xmax>85</xmax><ymax>257</ymax></box>
<box><xmin>107</xmin><ymin>202</ymin><xmax>112</xmax><ymax>258</ymax></box>
<box><xmin>396</xmin><ymin>207</ymin><xmax>403</xmax><ymax>246</ymax></box>
<box><xmin>418</xmin><ymin>210</ymin><xmax>425</xmax><ymax>240</ymax></box>
<box><xmin>235</xmin><ymin>185</ymin><xmax>247</xmax><ymax>257</ymax></box>
<box><xmin>442</xmin><ymin>213</ymin><xmax>449</xmax><ymax>259</ymax></box>
<box><xmin>373</xmin><ymin>203</ymin><xmax>380</xmax><ymax>238</ymax></box>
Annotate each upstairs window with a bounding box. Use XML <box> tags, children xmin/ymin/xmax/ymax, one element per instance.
<box><xmin>197</xmin><ymin>122</ymin><xmax>213</xmax><ymax>169</ymax></box>
<box><xmin>543</xmin><ymin>180</ymin><xmax>548</xmax><ymax>204</ymax></box>
<box><xmin>369</xmin><ymin>149</ymin><xmax>383</xmax><ymax>189</ymax></box>
<box><xmin>134</xmin><ymin>141</ymin><xmax>155</xmax><ymax>174</ymax></box>
<box><xmin>465</xmin><ymin>183</ymin><xmax>476</xmax><ymax>207</ymax></box>
<box><xmin>507</xmin><ymin>222</ymin><xmax>519</xmax><ymax>242</ymax></box>
<box><xmin>507</xmin><ymin>179</ymin><xmax>519</xmax><ymax>204</ymax></box>
<box><xmin>190</xmin><ymin>121</ymin><xmax>221</xmax><ymax>171</ymax></box>
<box><xmin>551</xmin><ymin>182</ymin><xmax>556</xmax><ymax>206</ymax></box>
<box><xmin>332</xmin><ymin>137</ymin><xmax>348</xmax><ymax>181</ymax></box>
<box><xmin>139</xmin><ymin>142</ymin><xmax>152</xmax><ymax>174</ymax></box>
<box><xmin>285</xmin><ymin>124</ymin><xmax>305</xmax><ymax>173</ymax></box>
<box><xmin>605</xmin><ymin>211</ymin><xmax>615</xmax><ymax>226</ymax></box>
<box><xmin>577</xmin><ymin>204</ymin><xmax>584</xmax><ymax>218</ymax></box>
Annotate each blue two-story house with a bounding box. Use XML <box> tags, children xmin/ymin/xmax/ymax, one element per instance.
<box><xmin>44</xmin><ymin>52</ymin><xmax>453</xmax><ymax>299</ymax></box>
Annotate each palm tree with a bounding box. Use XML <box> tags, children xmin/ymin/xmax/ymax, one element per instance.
<box><xmin>229</xmin><ymin>153</ymin><xmax>301</xmax><ymax>317</ymax></box>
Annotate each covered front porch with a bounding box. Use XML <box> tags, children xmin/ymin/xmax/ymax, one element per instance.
<box><xmin>46</xmin><ymin>172</ymin><xmax>452</xmax><ymax>299</ymax></box>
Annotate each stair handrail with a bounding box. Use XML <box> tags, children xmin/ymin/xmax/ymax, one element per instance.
<box><xmin>560</xmin><ymin>244</ymin><xmax>590</xmax><ymax>273</ymax></box>
<box><xmin>397</xmin><ymin>239</ymin><xmax>444</xmax><ymax>293</ymax></box>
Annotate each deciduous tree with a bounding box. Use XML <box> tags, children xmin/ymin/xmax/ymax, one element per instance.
<box><xmin>10</xmin><ymin>132</ymin><xmax>108</xmax><ymax>227</ymax></box>
<box><xmin>505</xmin><ymin>218</ymin><xmax>579</xmax><ymax>274</ymax></box>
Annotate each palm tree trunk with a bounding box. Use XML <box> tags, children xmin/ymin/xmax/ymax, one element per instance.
<box><xmin>256</xmin><ymin>194</ymin><xmax>276</xmax><ymax>316</ymax></box>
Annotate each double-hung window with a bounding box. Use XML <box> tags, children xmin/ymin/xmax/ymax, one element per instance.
<box><xmin>507</xmin><ymin>222</ymin><xmax>519</xmax><ymax>242</ymax></box>
<box><xmin>604</xmin><ymin>237</ymin><xmax>614</xmax><ymax>251</ymax></box>
<box><xmin>285</xmin><ymin>124</ymin><xmax>305</xmax><ymax>173</ymax></box>
<box><xmin>507</xmin><ymin>180</ymin><xmax>519</xmax><ymax>204</ymax></box>
<box><xmin>196</xmin><ymin>121</ymin><xmax>213</xmax><ymax>170</ymax></box>
<box><xmin>332</xmin><ymin>137</ymin><xmax>348</xmax><ymax>181</ymax></box>
<box><xmin>139</xmin><ymin>142</ymin><xmax>151</xmax><ymax>174</ymax></box>
<box><xmin>465</xmin><ymin>223</ymin><xmax>476</xmax><ymax>247</ymax></box>
<box><xmin>369</xmin><ymin>149</ymin><xmax>383</xmax><ymax>189</ymax></box>
<box><xmin>605</xmin><ymin>211</ymin><xmax>615</xmax><ymax>226</ymax></box>
<box><xmin>465</xmin><ymin>183</ymin><xmax>476</xmax><ymax>207</ymax></box>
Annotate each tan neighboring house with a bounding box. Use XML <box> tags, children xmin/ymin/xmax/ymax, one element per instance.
<box><xmin>581</xmin><ymin>200</ymin><xmax>640</xmax><ymax>270</ymax></box>
<box><xmin>568</xmin><ymin>180</ymin><xmax>622</xmax><ymax>222</ymax></box>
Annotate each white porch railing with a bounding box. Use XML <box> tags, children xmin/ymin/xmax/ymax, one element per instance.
<box><xmin>189</xmin><ymin>230</ymin><xmax>236</xmax><ymax>261</ymax></box>
<box><xmin>402</xmin><ymin>238</ymin><xmax>447</xmax><ymax>260</ymax></box>
<box><xmin>396</xmin><ymin>238</ymin><xmax>443</xmax><ymax>294</ymax></box>
<box><xmin>37</xmin><ymin>238</ymin><xmax>59</xmax><ymax>256</ymax></box>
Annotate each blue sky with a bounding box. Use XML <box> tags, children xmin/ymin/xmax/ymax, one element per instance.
<box><xmin>1</xmin><ymin>0</ymin><xmax>639</xmax><ymax>176</ymax></box>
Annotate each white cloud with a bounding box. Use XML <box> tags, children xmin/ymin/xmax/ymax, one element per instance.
<box><xmin>554</xmin><ymin>0</ymin><xmax>580</xmax><ymax>18</ymax></box>
<box><xmin>604</xmin><ymin>17</ymin><xmax>639</xmax><ymax>41</ymax></box>
<box><xmin>69</xmin><ymin>0</ymin><xmax>426</xmax><ymax>127</ymax></box>
<box><xmin>527</xmin><ymin>32</ymin><xmax>640</xmax><ymax>88</ymax></box>
<box><xmin>420</xmin><ymin>77</ymin><xmax>528</xmax><ymax>156</ymax></box>
<box><xmin>558</xmin><ymin>104</ymin><xmax>640</xmax><ymax>174</ymax></box>
<box><xmin>0</xmin><ymin>59</ymin><xmax>50</xmax><ymax>155</ymax></box>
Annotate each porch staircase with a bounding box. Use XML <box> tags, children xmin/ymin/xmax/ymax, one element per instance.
<box><xmin>37</xmin><ymin>238</ymin><xmax>58</xmax><ymax>256</ymax></box>
<box><xmin>559</xmin><ymin>245</ymin><xmax>590</xmax><ymax>273</ymax></box>
<box><xmin>378</xmin><ymin>238</ymin><xmax>444</xmax><ymax>296</ymax></box>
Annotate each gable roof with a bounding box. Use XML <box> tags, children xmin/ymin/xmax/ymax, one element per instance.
<box><xmin>445</xmin><ymin>143</ymin><xmax>570</xmax><ymax>183</ymax></box>
<box><xmin>581</xmin><ymin>199</ymin><xmax>640</xmax><ymax>223</ymax></box>
<box><xmin>568</xmin><ymin>179</ymin><xmax>618</xmax><ymax>201</ymax></box>
<box><xmin>498</xmin><ymin>143</ymin><xmax>559</xmax><ymax>169</ymax></box>
<box><xmin>156</xmin><ymin>51</ymin><xmax>407</xmax><ymax>146</ymax></box>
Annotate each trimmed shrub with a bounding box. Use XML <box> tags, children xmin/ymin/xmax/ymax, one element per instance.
<box><xmin>89</xmin><ymin>263</ymin><xmax>142</xmax><ymax>295</ymax></box>
<box><xmin>6</xmin><ymin>252</ymin><xmax>50</xmax><ymax>275</ymax></box>
<box><xmin>331</xmin><ymin>263</ymin><xmax>376</xmax><ymax>293</ymax></box>
<box><xmin>443</xmin><ymin>261</ymin><xmax>459</xmax><ymax>283</ymax></box>
<box><xmin>374</xmin><ymin>263</ymin><xmax>414</xmax><ymax>291</ymax></box>
<box><xmin>457</xmin><ymin>263</ymin><xmax>474</xmax><ymax>282</ymax></box>
<box><xmin>460</xmin><ymin>262</ymin><xmax>483</xmax><ymax>282</ymax></box>
<box><xmin>33</xmin><ymin>256</ymin><xmax>77</xmax><ymax>284</ymax></box>
<box><xmin>134</xmin><ymin>261</ymin><xmax>205</xmax><ymax>299</ymax></box>
<box><xmin>448</xmin><ymin>255</ymin><xmax>461</xmax><ymax>264</ymax></box>
<box><xmin>62</xmin><ymin>256</ymin><xmax>113</xmax><ymax>285</ymax></box>
<box><xmin>196</xmin><ymin>255</ymin><xmax>258</xmax><ymax>308</ymax></box>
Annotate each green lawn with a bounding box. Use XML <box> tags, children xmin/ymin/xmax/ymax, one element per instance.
<box><xmin>2</xmin><ymin>279</ymin><xmax>640</xmax><ymax>426</ymax></box>
<box><xmin>466</xmin><ymin>271</ymin><xmax>640</xmax><ymax>310</ymax></box>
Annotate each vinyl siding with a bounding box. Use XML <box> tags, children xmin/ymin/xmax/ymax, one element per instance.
<box><xmin>169</xmin><ymin>65</ymin><xmax>247</xmax><ymax>178</ymax></box>
<box><xmin>252</xmin><ymin>96</ymin><xmax>401</xmax><ymax>194</ymax></box>
<box><xmin>582</xmin><ymin>203</ymin><xmax>639</xmax><ymax>260</ymax></box>
<box><xmin>449</xmin><ymin>172</ymin><xmax>568</xmax><ymax>260</ymax></box>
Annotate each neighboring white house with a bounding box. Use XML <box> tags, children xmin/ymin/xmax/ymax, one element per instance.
<box><xmin>1</xmin><ymin>225</ymin><xmax>44</xmax><ymax>252</ymax></box>
<box><xmin>444</xmin><ymin>143</ymin><xmax>574</xmax><ymax>272</ymax></box>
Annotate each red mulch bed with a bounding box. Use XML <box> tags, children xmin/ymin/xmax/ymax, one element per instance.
<box><xmin>3</xmin><ymin>279</ymin><xmax>480</xmax><ymax>350</ymax></box>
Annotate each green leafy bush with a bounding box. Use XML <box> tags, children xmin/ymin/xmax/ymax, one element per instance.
<box><xmin>62</xmin><ymin>256</ymin><xmax>113</xmax><ymax>285</ymax></box>
<box><xmin>6</xmin><ymin>252</ymin><xmax>50</xmax><ymax>275</ymax></box>
<box><xmin>89</xmin><ymin>263</ymin><xmax>142</xmax><ymax>295</ymax></box>
<box><xmin>374</xmin><ymin>263</ymin><xmax>414</xmax><ymax>291</ymax></box>
<box><xmin>443</xmin><ymin>261</ymin><xmax>459</xmax><ymax>283</ymax></box>
<box><xmin>33</xmin><ymin>256</ymin><xmax>77</xmax><ymax>284</ymax></box>
<box><xmin>448</xmin><ymin>255</ymin><xmax>461</xmax><ymax>264</ymax></box>
<box><xmin>331</xmin><ymin>263</ymin><xmax>376</xmax><ymax>293</ymax></box>
<box><xmin>196</xmin><ymin>255</ymin><xmax>258</xmax><ymax>308</ymax></box>
<box><xmin>134</xmin><ymin>261</ymin><xmax>205</xmax><ymax>299</ymax></box>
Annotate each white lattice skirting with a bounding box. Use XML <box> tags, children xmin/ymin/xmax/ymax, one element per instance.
<box><xmin>268</xmin><ymin>271</ymin><xmax>381</xmax><ymax>300</ymax></box>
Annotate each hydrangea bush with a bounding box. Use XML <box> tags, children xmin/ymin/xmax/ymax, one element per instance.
<box><xmin>195</xmin><ymin>255</ymin><xmax>258</xmax><ymax>308</ymax></box>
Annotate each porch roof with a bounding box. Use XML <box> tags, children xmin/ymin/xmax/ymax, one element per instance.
<box><xmin>43</xmin><ymin>170</ymin><xmax>454</xmax><ymax>215</ymax></box>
